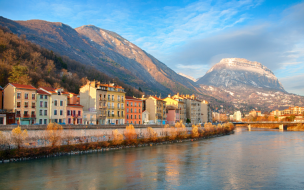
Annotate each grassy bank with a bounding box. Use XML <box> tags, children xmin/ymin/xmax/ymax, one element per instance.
<box><xmin>0</xmin><ymin>122</ymin><xmax>235</xmax><ymax>161</ymax></box>
<box><xmin>287</xmin><ymin>124</ymin><xmax>304</xmax><ymax>131</ymax></box>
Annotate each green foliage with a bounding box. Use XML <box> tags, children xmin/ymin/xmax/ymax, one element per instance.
<box><xmin>8</xmin><ymin>65</ymin><xmax>31</xmax><ymax>85</ymax></box>
<box><xmin>186</xmin><ymin>118</ymin><xmax>191</xmax><ymax>123</ymax></box>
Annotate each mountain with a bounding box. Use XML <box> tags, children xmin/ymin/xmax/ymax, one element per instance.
<box><xmin>196</xmin><ymin>58</ymin><xmax>304</xmax><ymax>112</ymax></box>
<box><xmin>178</xmin><ymin>73</ymin><xmax>197</xmax><ymax>82</ymax></box>
<box><xmin>0</xmin><ymin>16</ymin><xmax>197</xmax><ymax>96</ymax></box>
<box><xmin>197</xmin><ymin>58</ymin><xmax>285</xmax><ymax>91</ymax></box>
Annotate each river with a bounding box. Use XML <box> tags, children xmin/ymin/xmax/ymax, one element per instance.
<box><xmin>1</xmin><ymin>128</ymin><xmax>304</xmax><ymax>189</ymax></box>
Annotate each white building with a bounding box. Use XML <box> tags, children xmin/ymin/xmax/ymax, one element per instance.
<box><xmin>233</xmin><ymin>111</ymin><xmax>242</xmax><ymax>121</ymax></box>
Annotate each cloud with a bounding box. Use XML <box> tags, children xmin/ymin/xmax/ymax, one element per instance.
<box><xmin>280</xmin><ymin>74</ymin><xmax>304</xmax><ymax>96</ymax></box>
<box><xmin>165</xmin><ymin>2</ymin><xmax>304</xmax><ymax>79</ymax></box>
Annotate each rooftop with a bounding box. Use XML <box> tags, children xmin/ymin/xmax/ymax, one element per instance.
<box><xmin>9</xmin><ymin>83</ymin><xmax>36</xmax><ymax>90</ymax></box>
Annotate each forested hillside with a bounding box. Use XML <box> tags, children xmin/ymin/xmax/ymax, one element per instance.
<box><xmin>0</xmin><ymin>27</ymin><xmax>143</xmax><ymax>97</ymax></box>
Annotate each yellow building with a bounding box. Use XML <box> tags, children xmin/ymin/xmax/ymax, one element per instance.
<box><xmin>3</xmin><ymin>83</ymin><xmax>37</xmax><ymax>125</ymax></box>
<box><xmin>146</xmin><ymin>96</ymin><xmax>166</xmax><ymax>124</ymax></box>
<box><xmin>80</xmin><ymin>81</ymin><xmax>125</xmax><ymax>124</ymax></box>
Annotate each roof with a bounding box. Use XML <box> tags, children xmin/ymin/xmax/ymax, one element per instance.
<box><xmin>125</xmin><ymin>96</ymin><xmax>142</xmax><ymax>101</ymax></box>
<box><xmin>67</xmin><ymin>104</ymin><xmax>84</xmax><ymax>107</ymax></box>
<box><xmin>39</xmin><ymin>87</ymin><xmax>56</xmax><ymax>93</ymax></box>
<box><xmin>9</xmin><ymin>83</ymin><xmax>36</xmax><ymax>90</ymax></box>
<box><xmin>37</xmin><ymin>90</ymin><xmax>50</xmax><ymax>95</ymax></box>
<box><xmin>150</xmin><ymin>96</ymin><xmax>165</xmax><ymax>101</ymax></box>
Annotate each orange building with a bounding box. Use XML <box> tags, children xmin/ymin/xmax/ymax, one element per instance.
<box><xmin>67</xmin><ymin>92</ymin><xmax>83</xmax><ymax>125</ymax></box>
<box><xmin>125</xmin><ymin>96</ymin><xmax>143</xmax><ymax>125</ymax></box>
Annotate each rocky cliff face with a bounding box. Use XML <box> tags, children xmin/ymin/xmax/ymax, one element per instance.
<box><xmin>0</xmin><ymin>17</ymin><xmax>197</xmax><ymax>95</ymax></box>
<box><xmin>197</xmin><ymin>58</ymin><xmax>285</xmax><ymax>91</ymax></box>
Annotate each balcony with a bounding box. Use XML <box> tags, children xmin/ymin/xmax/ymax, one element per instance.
<box><xmin>16</xmin><ymin>114</ymin><xmax>21</xmax><ymax>117</ymax></box>
<box><xmin>99</xmin><ymin>106</ymin><xmax>107</xmax><ymax>109</ymax></box>
<box><xmin>31</xmin><ymin>114</ymin><xmax>36</xmax><ymax>118</ymax></box>
<box><xmin>32</xmin><ymin>106</ymin><xmax>36</xmax><ymax>108</ymax></box>
<box><xmin>32</xmin><ymin>97</ymin><xmax>35</xmax><ymax>100</ymax></box>
<box><xmin>23</xmin><ymin>114</ymin><xmax>30</xmax><ymax>118</ymax></box>
<box><xmin>24</xmin><ymin>105</ymin><xmax>28</xmax><ymax>108</ymax></box>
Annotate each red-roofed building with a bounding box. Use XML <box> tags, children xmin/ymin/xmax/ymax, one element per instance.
<box><xmin>125</xmin><ymin>96</ymin><xmax>143</xmax><ymax>124</ymax></box>
<box><xmin>66</xmin><ymin>93</ymin><xmax>83</xmax><ymax>125</ymax></box>
<box><xmin>3</xmin><ymin>83</ymin><xmax>37</xmax><ymax>125</ymax></box>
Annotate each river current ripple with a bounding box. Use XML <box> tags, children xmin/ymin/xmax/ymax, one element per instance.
<box><xmin>1</xmin><ymin>128</ymin><xmax>304</xmax><ymax>189</ymax></box>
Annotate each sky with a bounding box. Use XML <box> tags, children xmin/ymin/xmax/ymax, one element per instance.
<box><xmin>1</xmin><ymin>0</ymin><xmax>304</xmax><ymax>95</ymax></box>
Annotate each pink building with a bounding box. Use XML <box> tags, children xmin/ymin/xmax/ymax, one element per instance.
<box><xmin>66</xmin><ymin>93</ymin><xmax>83</xmax><ymax>125</ymax></box>
<box><xmin>166</xmin><ymin>106</ymin><xmax>180</xmax><ymax>124</ymax></box>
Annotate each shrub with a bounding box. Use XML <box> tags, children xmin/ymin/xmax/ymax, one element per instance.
<box><xmin>11</xmin><ymin>126</ymin><xmax>28</xmax><ymax>149</ymax></box>
<box><xmin>191</xmin><ymin>125</ymin><xmax>199</xmax><ymax>138</ymax></box>
<box><xmin>124</xmin><ymin>125</ymin><xmax>137</xmax><ymax>144</ymax></box>
<box><xmin>46</xmin><ymin>123</ymin><xmax>63</xmax><ymax>147</ymax></box>
<box><xmin>112</xmin><ymin>129</ymin><xmax>123</xmax><ymax>146</ymax></box>
<box><xmin>147</xmin><ymin>127</ymin><xmax>158</xmax><ymax>142</ymax></box>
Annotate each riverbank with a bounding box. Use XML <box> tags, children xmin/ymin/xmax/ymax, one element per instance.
<box><xmin>0</xmin><ymin>130</ymin><xmax>234</xmax><ymax>163</ymax></box>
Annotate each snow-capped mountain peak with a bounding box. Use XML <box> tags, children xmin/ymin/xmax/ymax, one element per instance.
<box><xmin>177</xmin><ymin>73</ymin><xmax>197</xmax><ymax>82</ymax></box>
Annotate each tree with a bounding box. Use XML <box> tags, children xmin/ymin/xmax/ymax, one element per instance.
<box><xmin>186</xmin><ymin>118</ymin><xmax>191</xmax><ymax>124</ymax></box>
<box><xmin>138</xmin><ymin>87</ymin><xmax>143</xmax><ymax>92</ymax></box>
<box><xmin>147</xmin><ymin>127</ymin><xmax>158</xmax><ymax>142</ymax></box>
<box><xmin>112</xmin><ymin>129</ymin><xmax>123</xmax><ymax>145</ymax></box>
<box><xmin>0</xmin><ymin>131</ymin><xmax>8</xmax><ymax>150</ymax></box>
<box><xmin>8</xmin><ymin>65</ymin><xmax>31</xmax><ymax>85</ymax></box>
<box><xmin>11</xmin><ymin>126</ymin><xmax>28</xmax><ymax>149</ymax></box>
<box><xmin>124</xmin><ymin>125</ymin><xmax>137</xmax><ymax>144</ymax></box>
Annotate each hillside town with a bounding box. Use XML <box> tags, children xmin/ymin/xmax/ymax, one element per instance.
<box><xmin>0</xmin><ymin>81</ymin><xmax>213</xmax><ymax>125</ymax></box>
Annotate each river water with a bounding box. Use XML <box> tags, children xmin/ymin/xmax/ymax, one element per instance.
<box><xmin>1</xmin><ymin>128</ymin><xmax>304</xmax><ymax>189</ymax></box>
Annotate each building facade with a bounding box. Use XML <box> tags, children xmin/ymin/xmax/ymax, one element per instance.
<box><xmin>201</xmin><ymin>100</ymin><xmax>212</xmax><ymax>123</ymax></box>
<box><xmin>40</xmin><ymin>87</ymin><xmax>68</xmax><ymax>124</ymax></box>
<box><xmin>36</xmin><ymin>89</ymin><xmax>51</xmax><ymax>125</ymax></box>
<box><xmin>233</xmin><ymin>111</ymin><xmax>242</xmax><ymax>121</ymax></box>
<box><xmin>125</xmin><ymin>96</ymin><xmax>143</xmax><ymax>125</ymax></box>
<box><xmin>145</xmin><ymin>96</ymin><xmax>166</xmax><ymax>124</ymax></box>
<box><xmin>3</xmin><ymin>83</ymin><xmax>37</xmax><ymax>125</ymax></box>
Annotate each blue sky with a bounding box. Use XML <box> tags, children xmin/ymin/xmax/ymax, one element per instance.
<box><xmin>1</xmin><ymin>0</ymin><xmax>304</xmax><ymax>95</ymax></box>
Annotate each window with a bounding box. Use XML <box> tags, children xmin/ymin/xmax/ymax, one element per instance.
<box><xmin>59</xmin><ymin>119</ymin><xmax>62</xmax><ymax>123</ymax></box>
<box><xmin>32</xmin><ymin>102</ymin><xmax>35</xmax><ymax>108</ymax></box>
<box><xmin>39</xmin><ymin>119</ymin><xmax>42</xmax><ymax>124</ymax></box>
<box><xmin>55</xmin><ymin>119</ymin><xmax>58</xmax><ymax>123</ymax></box>
<box><xmin>32</xmin><ymin>111</ymin><xmax>35</xmax><ymax>117</ymax></box>
<box><xmin>108</xmin><ymin>95</ymin><xmax>110</xmax><ymax>101</ymax></box>
<box><xmin>17</xmin><ymin>93</ymin><xmax>21</xmax><ymax>99</ymax></box>
<box><xmin>131</xmin><ymin>108</ymin><xmax>133</xmax><ymax>113</ymax></box>
<box><xmin>17</xmin><ymin>102</ymin><xmax>21</xmax><ymax>108</ymax></box>
<box><xmin>44</xmin><ymin>119</ymin><xmax>47</xmax><ymax>124</ymax></box>
<box><xmin>127</xmin><ymin>115</ymin><xmax>129</xmax><ymax>119</ymax></box>
<box><xmin>112</xmin><ymin>111</ymin><xmax>114</xmax><ymax>116</ymax></box>
<box><xmin>68</xmin><ymin>118</ymin><xmax>71</xmax><ymax>124</ymax></box>
<box><xmin>127</xmin><ymin>102</ymin><xmax>129</xmax><ymax>106</ymax></box>
<box><xmin>45</xmin><ymin>95</ymin><xmax>48</xmax><ymax>99</ymax></box>
<box><xmin>60</xmin><ymin>110</ymin><xmax>63</xmax><ymax>116</ymax></box>
<box><xmin>139</xmin><ymin>121</ymin><xmax>141</xmax><ymax>124</ymax></box>
<box><xmin>67</xmin><ymin>110</ymin><xmax>70</xmax><ymax>116</ymax></box>
<box><xmin>121</xmin><ymin>103</ymin><xmax>124</xmax><ymax>109</ymax></box>
<box><xmin>54</xmin><ymin>110</ymin><xmax>57</xmax><ymax>115</ymax></box>
<box><xmin>108</xmin><ymin>111</ymin><xmax>110</xmax><ymax>116</ymax></box>
<box><xmin>44</xmin><ymin>102</ymin><xmax>47</xmax><ymax>108</ymax></box>
<box><xmin>40</xmin><ymin>101</ymin><xmax>43</xmax><ymax>107</ymax></box>
<box><xmin>139</xmin><ymin>103</ymin><xmax>141</xmax><ymax>107</ymax></box>
<box><xmin>108</xmin><ymin>102</ymin><xmax>111</xmax><ymax>108</ymax></box>
<box><xmin>122</xmin><ymin>96</ymin><xmax>124</xmax><ymax>102</ymax></box>
<box><xmin>73</xmin><ymin>110</ymin><xmax>76</xmax><ymax>116</ymax></box>
<box><xmin>118</xmin><ymin>96</ymin><xmax>120</xmax><ymax>101</ymax></box>
<box><xmin>134</xmin><ymin>121</ymin><xmax>136</xmax><ymax>125</ymax></box>
<box><xmin>118</xmin><ymin>104</ymin><xmax>120</xmax><ymax>109</ymax></box>
<box><xmin>135</xmin><ymin>103</ymin><xmax>137</xmax><ymax>107</ymax></box>
<box><xmin>78</xmin><ymin>111</ymin><xmax>81</xmax><ymax>116</ymax></box>
<box><xmin>131</xmin><ymin>115</ymin><xmax>133</xmax><ymax>119</ymax></box>
<box><xmin>24</xmin><ymin>111</ymin><xmax>28</xmax><ymax>116</ymax></box>
<box><xmin>112</xmin><ymin>103</ymin><xmax>114</xmax><ymax>108</ymax></box>
<box><xmin>139</xmin><ymin>109</ymin><xmax>141</xmax><ymax>113</ymax></box>
<box><xmin>135</xmin><ymin>115</ymin><xmax>136</xmax><ymax>119</ymax></box>
<box><xmin>127</xmin><ymin>108</ymin><xmax>129</xmax><ymax>113</ymax></box>
<box><xmin>40</xmin><ymin>95</ymin><xmax>43</xmax><ymax>99</ymax></box>
<box><xmin>25</xmin><ymin>93</ymin><xmax>28</xmax><ymax>99</ymax></box>
<box><xmin>112</xmin><ymin>95</ymin><xmax>114</xmax><ymax>101</ymax></box>
<box><xmin>24</xmin><ymin>102</ymin><xmax>28</xmax><ymax>108</ymax></box>
<box><xmin>60</xmin><ymin>100</ymin><xmax>63</xmax><ymax>106</ymax></box>
<box><xmin>135</xmin><ymin>109</ymin><xmax>137</xmax><ymax>113</ymax></box>
<box><xmin>122</xmin><ymin>111</ymin><xmax>124</xmax><ymax>117</ymax></box>
<box><xmin>131</xmin><ymin>102</ymin><xmax>133</xmax><ymax>107</ymax></box>
<box><xmin>117</xmin><ymin>111</ymin><xmax>120</xmax><ymax>117</ymax></box>
<box><xmin>16</xmin><ymin>111</ymin><xmax>21</xmax><ymax>116</ymax></box>
<box><xmin>32</xmin><ymin>94</ymin><xmax>35</xmax><ymax>100</ymax></box>
<box><xmin>54</xmin><ymin>100</ymin><xmax>57</xmax><ymax>106</ymax></box>
<box><xmin>139</xmin><ymin>115</ymin><xmax>141</xmax><ymax>119</ymax></box>
<box><xmin>44</xmin><ymin>110</ymin><xmax>47</xmax><ymax>116</ymax></box>
<box><xmin>39</xmin><ymin>110</ymin><xmax>43</xmax><ymax>116</ymax></box>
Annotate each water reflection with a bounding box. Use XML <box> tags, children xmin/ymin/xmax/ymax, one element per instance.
<box><xmin>1</xmin><ymin>128</ymin><xmax>304</xmax><ymax>189</ymax></box>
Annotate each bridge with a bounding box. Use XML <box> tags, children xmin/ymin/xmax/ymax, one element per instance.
<box><xmin>232</xmin><ymin>121</ymin><xmax>304</xmax><ymax>131</ymax></box>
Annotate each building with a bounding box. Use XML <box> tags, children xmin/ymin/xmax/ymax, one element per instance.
<box><xmin>166</xmin><ymin>106</ymin><xmax>179</xmax><ymax>125</ymax></box>
<box><xmin>36</xmin><ymin>89</ymin><xmax>51</xmax><ymax>125</ymax></box>
<box><xmin>0</xmin><ymin>86</ymin><xmax>3</xmax><ymax>109</ymax></box>
<box><xmin>171</xmin><ymin>94</ymin><xmax>187</xmax><ymax>122</ymax></box>
<box><xmin>145</xmin><ymin>96</ymin><xmax>166</xmax><ymax>124</ymax></box>
<box><xmin>80</xmin><ymin>81</ymin><xmax>125</xmax><ymax>125</ymax></box>
<box><xmin>185</xmin><ymin>96</ymin><xmax>201</xmax><ymax>124</ymax></box>
<box><xmin>67</xmin><ymin>93</ymin><xmax>83</xmax><ymax>125</ymax></box>
<box><xmin>249</xmin><ymin>110</ymin><xmax>262</xmax><ymax>117</ymax></box>
<box><xmin>125</xmin><ymin>96</ymin><xmax>143</xmax><ymax>125</ymax></box>
<box><xmin>142</xmin><ymin>110</ymin><xmax>149</xmax><ymax>124</ymax></box>
<box><xmin>201</xmin><ymin>100</ymin><xmax>212</xmax><ymax>123</ymax></box>
<box><xmin>3</xmin><ymin>83</ymin><xmax>37</xmax><ymax>125</ymax></box>
<box><xmin>233</xmin><ymin>111</ymin><xmax>242</xmax><ymax>121</ymax></box>
<box><xmin>212</xmin><ymin>112</ymin><xmax>220</xmax><ymax>122</ymax></box>
<box><xmin>39</xmin><ymin>87</ymin><xmax>68</xmax><ymax>124</ymax></box>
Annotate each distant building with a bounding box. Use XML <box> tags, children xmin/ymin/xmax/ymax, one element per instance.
<box><xmin>201</xmin><ymin>100</ymin><xmax>212</xmax><ymax>123</ymax></box>
<box><xmin>145</xmin><ymin>96</ymin><xmax>166</xmax><ymax>124</ymax></box>
<box><xmin>142</xmin><ymin>110</ymin><xmax>149</xmax><ymax>124</ymax></box>
<box><xmin>233</xmin><ymin>111</ymin><xmax>242</xmax><ymax>121</ymax></box>
<box><xmin>125</xmin><ymin>96</ymin><xmax>143</xmax><ymax>125</ymax></box>
<box><xmin>36</xmin><ymin>89</ymin><xmax>51</xmax><ymax>125</ymax></box>
<box><xmin>67</xmin><ymin>93</ymin><xmax>83</xmax><ymax>125</ymax></box>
